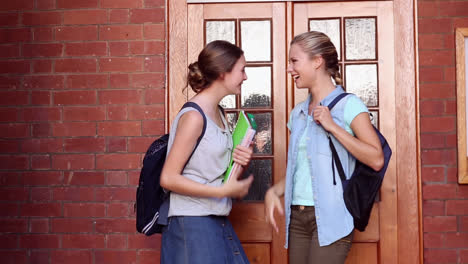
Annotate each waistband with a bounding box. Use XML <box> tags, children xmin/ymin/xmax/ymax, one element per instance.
<box><xmin>291</xmin><ymin>205</ymin><xmax>314</xmax><ymax>211</ymax></box>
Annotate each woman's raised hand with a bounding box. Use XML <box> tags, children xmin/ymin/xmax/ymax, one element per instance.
<box><xmin>222</xmin><ymin>172</ymin><xmax>253</xmax><ymax>199</ymax></box>
<box><xmin>232</xmin><ymin>145</ymin><xmax>253</xmax><ymax>166</ymax></box>
<box><xmin>221</xmin><ymin>144</ymin><xmax>254</xmax><ymax>199</ymax></box>
<box><xmin>313</xmin><ymin>105</ymin><xmax>337</xmax><ymax>132</ymax></box>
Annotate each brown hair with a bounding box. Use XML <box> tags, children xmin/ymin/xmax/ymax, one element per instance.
<box><xmin>187</xmin><ymin>40</ymin><xmax>244</xmax><ymax>93</ymax></box>
<box><xmin>291</xmin><ymin>31</ymin><xmax>342</xmax><ymax>85</ymax></box>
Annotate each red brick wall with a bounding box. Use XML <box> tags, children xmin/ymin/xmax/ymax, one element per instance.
<box><xmin>0</xmin><ymin>0</ymin><xmax>166</xmax><ymax>263</ymax></box>
<box><xmin>419</xmin><ymin>0</ymin><xmax>468</xmax><ymax>263</ymax></box>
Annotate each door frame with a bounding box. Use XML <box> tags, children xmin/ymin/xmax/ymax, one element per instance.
<box><xmin>167</xmin><ymin>1</ymin><xmax>422</xmax><ymax>263</ymax></box>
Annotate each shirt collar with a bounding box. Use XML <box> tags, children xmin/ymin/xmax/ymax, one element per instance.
<box><xmin>299</xmin><ymin>85</ymin><xmax>345</xmax><ymax>115</ymax></box>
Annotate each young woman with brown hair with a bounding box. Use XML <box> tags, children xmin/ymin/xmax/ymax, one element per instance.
<box><xmin>160</xmin><ymin>40</ymin><xmax>253</xmax><ymax>264</ymax></box>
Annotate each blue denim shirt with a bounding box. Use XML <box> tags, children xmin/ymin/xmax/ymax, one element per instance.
<box><xmin>284</xmin><ymin>86</ymin><xmax>359</xmax><ymax>247</ymax></box>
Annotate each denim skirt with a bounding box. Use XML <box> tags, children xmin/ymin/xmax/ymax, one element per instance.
<box><xmin>161</xmin><ymin>215</ymin><xmax>250</xmax><ymax>264</ymax></box>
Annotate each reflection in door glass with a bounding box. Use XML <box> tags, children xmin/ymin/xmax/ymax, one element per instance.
<box><xmin>206</xmin><ymin>20</ymin><xmax>236</xmax><ymax>44</ymax></box>
<box><xmin>225</xmin><ymin>112</ymin><xmax>272</xmax><ymax>155</ymax></box>
<box><xmin>345</xmin><ymin>64</ymin><xmax>378</xmax><ymax>106</ymax></box>
<box><xmin>241</xmin><ymin>159</ymin><xmax>272</xmax><ymax>201</ymax></box>
<box><xmin>250</xmin><ymin>112</ymin><xmax>272</xmax><ymax>155</ymax></box>
<box><xmin>220</xmin><ymin>94</ymin><xmax>236</xmax><ymax>109</ymax></box>
<box><xmin>309</xmin><ymin>19</ymin><xmax>341</xmax><ymax>60</ymax></box>
<box><xmin>226</xmin><ymin>112</ymin><xmax>238</xmax><ymax>133</ymax></box>
<box><xmin>240</xmin><ymin>20</ymin><xmax>271</xmax><ymax>62</ymax></box>
<box><xmin>369</xmin><ymin>111</ymin><xmax>379</xmax><ymax>128</ymax></box>
<box><xmin>241</xmin><ymin>67</ymin><xmax>271</xmax><ymax>108</ymax></box>
<box><xmin>345</xmin><ymin>18</ymin><xmax>376</xmax><ymax>60</ymax></box>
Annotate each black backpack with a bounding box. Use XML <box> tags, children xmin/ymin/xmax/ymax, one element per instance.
<box><xmin>135</xmin><ymin>102</ymin><xmax>207</xmax><ymax>236</ymax></box>
<box><xmin>326</xmin><ymin>93</ymin><xmax>392</xmax><ymax>232</ymax></box>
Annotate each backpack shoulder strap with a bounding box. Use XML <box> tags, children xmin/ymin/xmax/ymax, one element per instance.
<box><xmin>180</xmin><ymin>102</ymin><xmax>207</xmax><ymax>166</ymax></box>
<box><xmin>325</xmin><ymin>92</ymin><xmax>350</xmax><ymax>185</ymax></box>
<box><xmin>181</xmin><ymin>102</ymin><xmax>207</xmax><ymax>143</ymax></box>
<box><xmin>327</xmin><ymin>92</ymin><xmax>350</xmax><ymax>111</ymax></box>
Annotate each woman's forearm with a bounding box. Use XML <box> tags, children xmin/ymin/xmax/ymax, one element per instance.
<box><xmin>160</xmin><ymin>172</ymin><xmax>224</xmax><ymax>198</ymax></box>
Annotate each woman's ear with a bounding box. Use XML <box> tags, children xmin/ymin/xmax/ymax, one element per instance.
<box><xmin>314</xmin><ymin>56</ymin><xmax>324</xmax><ymax>70</ymax></box>
<box><xmin>219</xmin><ymin>73</ymin><xmax>226</xmax><ymax>80</ymax></box>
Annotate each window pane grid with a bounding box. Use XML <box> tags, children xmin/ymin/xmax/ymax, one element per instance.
<box><xmin>205</xmin><ymin>19</ymin><xmax>236</xmax><ymax>45</ymax></box>
<box><xmin>331</xmin><ymin>16</ymin><xmax>379</xmax><ymax>127</ymax></box>
<box><xmin>240</xmin><ymin>19</ymin><xmax>272</xmax><ymax>62</ymax></box>
<box><xmin>344</xmin><ymin>17</ymin><xmax>377</xmax><ymax>61</ymax></box>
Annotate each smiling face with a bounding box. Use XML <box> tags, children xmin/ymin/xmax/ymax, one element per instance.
<box><xmin>222</xmin><ymin>55</ymin><xmax>247</xmax><ymax>95</ymax></box>
<box><xmin>287</xmin><ymin>43</ymin><xmax>320</xmax><ymax>89</ymax></box>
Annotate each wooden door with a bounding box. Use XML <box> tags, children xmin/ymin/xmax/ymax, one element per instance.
<box><xmin>186</xmin><ymin>3</ymin><xmax>288</xmax><ymax>264</ymax></box>
<box><xmin>293</xmin><ymin>2</ymin><xmax>398</xmax><ymax>263</ymax></box>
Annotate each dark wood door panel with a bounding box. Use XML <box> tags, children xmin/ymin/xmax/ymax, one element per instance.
<box><xmin>229</xmin><ymin>203</ymin><xmax>272</xmax><ymax>242</ymax></box>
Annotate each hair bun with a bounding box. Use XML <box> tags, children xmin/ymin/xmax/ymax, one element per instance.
<box><xmin>187</xmin><ymin>62</ymin><xmax>206</xmax><ymax>93</ymax></box>
<box><xmin>188</xmin><ymin>61</ymin><xmax>199</xmax><ymax>72</ymax></box>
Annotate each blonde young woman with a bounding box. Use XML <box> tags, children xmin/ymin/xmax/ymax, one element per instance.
<box><xmin>264</xmin><ymin>31</ymin><xmax>384</xmax><ymax>264</ymax></box>
<box><xmin>160</xmin><ymin>40</ymin><xmax>254</xmax><ymax>264</ymax></box>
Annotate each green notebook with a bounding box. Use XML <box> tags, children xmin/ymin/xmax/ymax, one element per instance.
<box><xmin>223</xmin><ymin>111</ymin><xmax>257</xmax><ymax>183</ymax></box>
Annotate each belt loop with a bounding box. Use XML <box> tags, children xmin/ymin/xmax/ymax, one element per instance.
<box><xmin>292</xmin><ymin>205</ymin><xmax>309</xmax><ymax>211</ymax></box>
